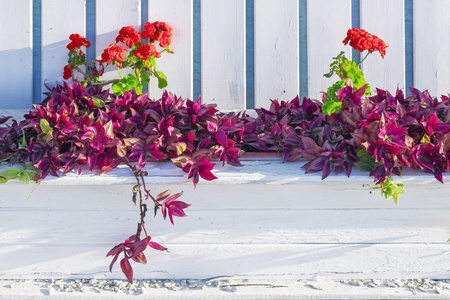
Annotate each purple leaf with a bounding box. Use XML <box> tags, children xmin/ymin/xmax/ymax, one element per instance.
<box><xmin>148</xmin><ymin>241</ymin><xmax>168</xmax><ymax>251</ymax></box>
<box><xmin>120</xmin><ymin>258</ymin><xmax>133</xmax><ymax>283</ymax></box>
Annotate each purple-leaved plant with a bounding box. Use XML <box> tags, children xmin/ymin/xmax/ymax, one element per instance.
<box><xmin>3</xmin><ymin>80</ymin><xmax>450</xmax><ymax>281</ymax></box>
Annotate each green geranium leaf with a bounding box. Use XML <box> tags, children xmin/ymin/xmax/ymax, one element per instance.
<box><xmin>149</xmin><ymin>56</ymin><xmax>156</xmax><ymax>68</ymax></box>
<box><xmin>140</xmin><ymin>73</ymin><xmax>150</xmax><ymax>84</ymax></box>
<box><xmin>322</xmin><ymin>80</ymin><xmax>345</xmax><ymax>115</ymax></box>
<box><xmin>134</xmin><ymin>82</ymin><xmax>143</xmax><ymax>95</ymax></box>
<box><xmin>40</xmin><ymin>119</ymin><xmax>52</xmax><ymax>134</ymax></box>
<box><xmin>322</xmin><ymin>101</ymin><xmax>342</xmax><ymax>116</ymax></box>
<box><xmin>158</xmin><ymin>78</ymin><xmax>168</xmax><ymax>89</ymax></box>
<box><xmin>339</xmin><ymin>58</ymin><xmax>371</xmax><ymax>96</ymax></box>
<box><xmin>156</xmin><ymin>71</ymin><xmax>167</xmax><ymax>80</ymax></box>
<box><xmin>112</xmin><ymin>80</ymin><xmax>124</xmax><ymax>95</ymax></box>
<box><xmin>0</xmin><ymin>177</ymin><xmax>7</xmax><ymax>184</ymax></box>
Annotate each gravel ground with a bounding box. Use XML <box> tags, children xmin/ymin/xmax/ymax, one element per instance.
<box><xmin>2</xmin><ymin>278</ymin><xmax>450</xmax><ymax>299</ymax></box>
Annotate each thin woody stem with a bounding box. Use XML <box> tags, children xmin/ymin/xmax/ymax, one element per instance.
<box><xmin>72</xmin><ymin>65</ymin><xmax>91</xmax><ymax>81</ymax></box>
<box><xmin>125</xmin><ymin>162</ymin><xmax>148</xmax><ymax>240</ymax></box>
<box><xmin>90</xmin><ymin>79</ymin><xmax>117</xmax><ymax>87</ymax></box>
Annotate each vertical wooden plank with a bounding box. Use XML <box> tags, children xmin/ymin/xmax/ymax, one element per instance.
<box><xmin>96</xmin><ymin>0</ymin><xmax>140</xmax><ymax>84</ymax></box>
<box><xmin>201</xmin><ymin>0</ymin><xmax>246</xmax><ymax>110</ymax></box>
<box><xmin>254</xmin><ymin>0</ymin><xmax>299</xmax><ymax>108</ymax></box>
<box><xmin>307</xmin><ymin>0</ymin><xmax>351</xmax><ymax>100</ymax></box>
<box><xmin>0</xmin><ymin>0</ymin><xmax>33</xmax><ymax>108</ymax></box>
<box><xmin>414</xmin><ymin>0</ymin><xmax>450</xmax><ymax>98</ymax></box>
<box><xmin>41</xmin><ymin>0</ymin><xmax>85</xmax><ymax>100</ymax></box>
<box><xmin>148</xmin><ymin>0</ymin><xmax>193</xmax><ymax>100</ymax></box>
<box><xmin>360</xmin><ymin>0</ymin><xmax>405</xmax><ymax>94</ymax></box>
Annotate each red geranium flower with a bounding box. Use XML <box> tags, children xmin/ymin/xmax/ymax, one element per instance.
<box><xmin>115</xmin><ymin>26</ymin><xmax>140</xmax><ymax>47</ymax></box>
<box><xmin>342</xmin><ymin>28</ymin><xmax>387</xmax><ymax>58</ymax></box>
<box><xmin>141</xmin><ymin>22</ymin><xmax>157</xmax><ymax>40</ymax></box>
<box><xmin>141</xmin><ymin>21</ymin><xmax>173</xmax><ymax>48</ymax></box>
<box><xmin>100</xmin><ymin>43</ymin><xmax>128</xmax><ymax>66</ymax></box>
<box><xmin>67</xmin><ymin>33</ymin><xmax>90</xmax><ymax>51</ymax></box>
<box><xmin>135</xmin><ymin>44</ymin><xmax>161</xmax><ymax>60</ymax></box>
<box><xmin>63</xmin><ymin>65</ymin><xmax>73</xmax><ymax>80</ymax></box>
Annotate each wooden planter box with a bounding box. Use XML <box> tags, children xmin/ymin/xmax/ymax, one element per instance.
<box><xmin>1</xmin><ymin>156</ymin><xmax>450</xmax><ymax>283</ymax></box>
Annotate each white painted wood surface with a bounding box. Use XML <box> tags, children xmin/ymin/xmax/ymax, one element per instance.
<box><xmin>96</xmin><ymin>0</ymin><xmax>141</xmax><ymax>84</ymax></box>
<box><xmin>360</xmin><ymin>0</ymin><xmax>405</xmax><ymax>94</ymax></box>
<box><xmin>41</xmin><ymin>0</ymin><xmax>85</xmax><ymax>101</ymax></box>
<box><xmin>414</xmin><ymin>0</ymin><xmax>450</xmax><ymax>98</ymax></box>
<box><xmin>0</xmin><ymin>0</ymin><xmax>32</xmax><ymax>109</ymax></box>
<box><xmin>201</xmin><ymin>0</ymin><xmax>246</xmax><ymax>110</ymax></box>
<box><xmin>1</xmin><ymin>161</ymin><xmax>450</xmax><ymax>280</ymax></box>
<box><xmin>2</xmin><ymin>0</ymin><xmax>450</xmax><ymax>110</ymax></box>
<box><xmin>307</xmin><ymin>0</ymin><xmax>352</xmax><ymax>100</ymax></box>
<box><xmin>148</xmin><ymin>0</ymin><xmax>193</xmax><ymax>100</ymax></box>
<box><xmin>254</xmin><ymin>0</ymin><xmax>299</xmax><ymax>107</ymax></box>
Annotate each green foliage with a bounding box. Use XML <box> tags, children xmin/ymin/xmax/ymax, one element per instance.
<box><xmin>140</xmin><ymin>73</ymin><xmax>150</xmax><ymax>84</ymax></box>
<box><xmin>322</xmin><ymin>80</ymin><xmax>345</xmax><ymax>115</ymax></box>
<box><xmin>112</xmin><ymin>74</ymin><xmax>144</xmax><ymax>96</ymax></box>
<box><xmin>324</xmin><ymin>51</ymin><xmax>346</xmax><ymax>79</ymax></box>
<box><xmin>67</xmin><ymin>50</ymin><xmax>86</xmax><ymax>67</ymax></box>
<box><xmin>40</xmin><ymin>119</ymin><xmax>52</xmax><ymax>134</ymax></box>
<box><xmin>91</xmin><ymin>96</ymin><xmax>106</xmax><ymax>108</ymax></box>
<box><xmin>372</xmin><ymin>175</ymin><xmax>405</xmax><ymax>205</ymax></box>
<box><xmin>322</xmin><ymin>51</ymin><xmax>371</xmax><ymax>115</ymax></box>
<box><xmin>354</xmin><ymin>147</ymin><xmax>382</xmax><ymax>172</ymax></box>
<box><xmin>0</xmin><ymin>166</ymin><xmax>38</xmax><ymax>184</ymax></box>
<box><xmin>155</xmin><ymin>71</ymin><xmax>168</xmax><ymax>89</ymax></box>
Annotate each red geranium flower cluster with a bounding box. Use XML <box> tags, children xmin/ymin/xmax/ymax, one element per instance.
<box><xmin>115</xmin><ymin>26</ymin><xmax>140</xmax><ymax>47</ymax></box>
<box><xmin>63</xmin><ymin>65</ymin><xmax>73</xmax><ymax>80</ymax></box>
<box><xmin>134</xmin><ymin>44</ymin><xmax>160</xmax><ymax>60</ymax></box>
<box><xmin>100</xmin><ymin>43</ymin><xmax>128</xmax><ymax>66</ymax></box>
<box><xmin>141</xmin><ymin>21</ymin><xmax>173</xmax><ymax>48</ymax></box>
<box><xmin>342</xmin><ymin>28</ymin><xmax>388</xmax><ymax>58</ymax></box>
<box><xmin>66</xmin><ymin>33</ymin><xmax>90</xmax><ymax>51</ymax></box>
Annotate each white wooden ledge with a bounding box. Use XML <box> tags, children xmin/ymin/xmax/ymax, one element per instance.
<box><xmin>1</xmin><ymin>157</ymin><xmax>450</xmax><ymax>299</ymax></box>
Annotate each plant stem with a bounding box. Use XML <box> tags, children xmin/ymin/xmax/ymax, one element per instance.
<box><xmin>126</xmin><ymin>162</ymin><xmax>148</xmax><ymax>240</ymax></box>
<box><xmin>73</xmin><ymin>65</ymin><xmax>91</xmax><ymax>81</ymax></box>
<box><xmin>91</xmin><ymin>79</ymin><xmax>117</xmax><ymax>87</ymax></box>
<box><xmin>117</xmin><ymin>66</ymin><xmax>124</xmax><ymax>79</ymax></box>
<box><xmin>135</xmin><ymin>68</ymin><xmax>141</xmax><ymax>82</ymax></box>
<box><xmin>352</xmin><ymin>50</ymin><xmax>358</xmax><ymax>63</ymax></box>
<box><xmin>357</xmin><ymin>52</ymin><xmax>371</xmax><ymax>68</ymax></box>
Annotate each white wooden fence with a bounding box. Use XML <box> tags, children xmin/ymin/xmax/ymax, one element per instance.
<box><xmin>1</xmin><ymin>0</ymin><xmax>450</xmax><ymax>110</ymax></box>
<box><xmin>3</xmin><ymin>1</ymin><xmax>450</xmax><ymax>292</ymax></box>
